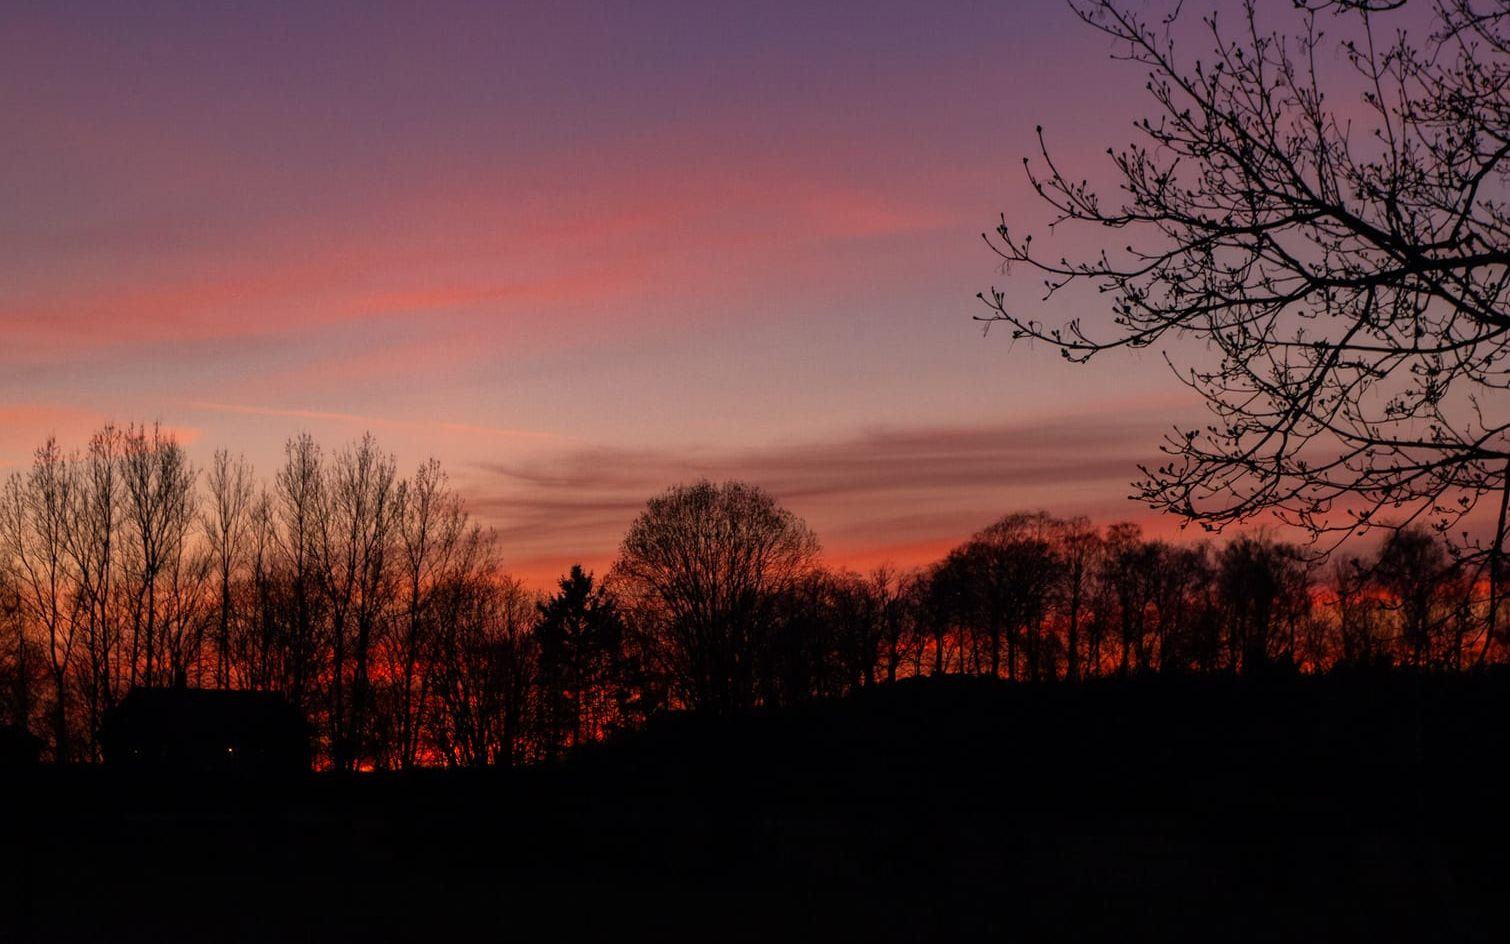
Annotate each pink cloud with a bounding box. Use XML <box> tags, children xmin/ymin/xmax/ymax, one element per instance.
<box><xmin>3</xmin><ymin>142</ymin><xmax>965</xmax><ymax>376</ymax></box>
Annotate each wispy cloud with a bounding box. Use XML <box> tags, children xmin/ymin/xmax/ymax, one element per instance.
<box><xmin>186</xmin><ymin>400</ymin><xmax>564</xmax><ymax>443</ymax></box>
<box><xmin>2</xmin><ymin>156</ymin><xmax>954</xmax><ymax>375</ymax></box>
<box><xmin>468</xmin><ymin>407</ymin><xmax>1180</xmax><ymax>581</ymax></box>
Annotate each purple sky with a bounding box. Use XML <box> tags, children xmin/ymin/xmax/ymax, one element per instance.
<box><xmin>3</xmin><ymin>0</ymin><xmax>1214</xmax><ymax>582</ymax></box>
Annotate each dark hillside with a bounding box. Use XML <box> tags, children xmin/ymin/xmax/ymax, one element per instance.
<box><xmin>7</xmin><ymin>672</ymin><xmax>1509</xmax><ymax>942</ymax></box>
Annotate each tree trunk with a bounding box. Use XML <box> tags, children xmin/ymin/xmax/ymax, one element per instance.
<box><xmin>1482</xmin><ymin>461</ymin><xmax>1510</xmax><ymax>666</ymax></box>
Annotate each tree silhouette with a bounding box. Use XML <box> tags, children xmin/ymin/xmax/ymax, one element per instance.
<box><xmin>1217</xmin><ymin>534</ymin><xmax>1312</xmax><ymax>672</ymax></box>
<box><xmin>535</xmin><ymin>565</ymin><xmax>627</xmax><ymax>758</ymax></box>
<box><xmin>1374</xmin><ymin>525</ymin><xmax>1456</xmax><ymax>667</ymax></box>
<box><xmin>868</xmin><ymin>565</ymin><xmax>918</xmax><ymax>685</ymax></box>
<box><xmin>428</xmin><ymin>568</ymin><xmax>536</xmax><ymax>767</ymax></box>
<box><xmin>974</xmin><ymin>512</ymin><xmax>1063</xmax><ymax>680</ymax></box>
<box><xmin>317</xmin><ymin>433</ymin><xmax>400</xmax><ymax>772</ymax></box>
<box><xmin>983</xmin><ymin>0</ymin><xmax>1510</xmax><ymax>659</ymax></box>
<box><xmin>203</xmin><ymin>448</ymin><xmax>253</xmax><ymax>691</ymax></box>
<box><xmin>4</xmin><ymin>422</ymin><xmax>1508</xmax><ymax>767</ymax></box>
<box><xmin>387</xmin><ymin>458</ymin><xmax>467</xmax><ymax>770</ymax></box>
<box><xmin>610</xmin><ymin>480</ymin><xmax>820</xmax><ymax>716</ymax></box>
<box><xmin>1</xmin><ymin>439</ymin><xmax>80</xmax><ymax>761</ymax></box>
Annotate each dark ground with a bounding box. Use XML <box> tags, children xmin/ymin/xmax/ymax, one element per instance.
<box><xmin>4</xmin><ymin>671</ymin><xmax>1509</xmax><ymax>942</ymax></box>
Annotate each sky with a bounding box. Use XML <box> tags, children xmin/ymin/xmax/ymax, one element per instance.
<box><xmin>1</xmin><ymin>0</ymin><xmax>1214</xmax><ymax>584</ymax></box>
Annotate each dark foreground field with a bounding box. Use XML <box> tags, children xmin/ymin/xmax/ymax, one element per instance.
<box><xmin>5</xmin><ymin>672</ymin><xmax>1509</xmax><ymax>942</ymax></box>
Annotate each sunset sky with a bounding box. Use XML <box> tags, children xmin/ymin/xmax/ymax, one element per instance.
<box><xmin>2</xmin><ymin>0</ymin><xmax>1209</xmax><ymax>583</ymax></box>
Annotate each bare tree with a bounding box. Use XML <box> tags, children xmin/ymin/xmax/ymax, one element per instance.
<box><xmin>1049</xmin><ymin>517</ymin><xmax>1101</xmax><ymax>681</ymax></box>
<box><xmin>761</xmin><ymin>568</ymin><xmax>850</xmax><ymax>705</ymax></box>
<box><xmin>203</xmin><ymin>450</ymin><xmax>254</xmax><ymax>689</ymax></box>
<box><xmin>1147</xmin><ymin>543</ymin><xmax>1215</xmax><ymax>672</ymax></box>
<box><xmin>1100</xmin><ymin>524</ymin><xmax>1159</xmax><ymax>676</ymax></box>
<box><xmin>972</xmin><ymin>512</ymin><xmax>1063</xmax><ymax>680</ymax></box>
<box><xmin>429</xmin><ymin>553</ymin><xmax>536</xmax><ymax>768</ymax></box>
<box><xmin>827</xmin><ymin>569</ymin><xmax>884</xmax><ymax>690</ymax></box>
<box><xmin>918</xmin><ymin>557</ymin><xmax>965</xmax><ymax>676</ymax></box>
<box><xmin>157</xmin><ymin>511</ymin><xmax>211</xmax><ymax>689</ymax></box>
<box><xmin>0</xmin><ymin>532</ymin><xmax>34</xmax><ymax>735</ymax></box>
<box><xmin>120</xmin><ymin>424</ymin><xmax>197</xmax><ymax>688</ymax></box>
<box><xmin>1</xmin><ymin>440</ymin><xmax>82</xmax><ymax>760</ymax></box>
<box><xmin>869</xmin><ymin>565</ymin><xmax>918</xmax><ymax>685</ymax></box>
<box><xmin>386</xmin><ymin>458</ymin><xmax>467</xmax><ymax>769</ymax></box>
<box><xmin>1333</xmin><ymin>556</ymin><xmax>1389</xmax><ymax>668</ymax></box>
<box><xmin>63</xmin><ymin>425</ymin><xmax>123</xmax><ymax>754</ymax></box>
<box><xmin>236</xmin><ymin>488</ymin><xmax>279</xmax><ymax>691</ymax></box>
<box><xmin>274</xmin><ymin>434</ymin><xmax>325</xmax><ymax>718</ymax></box>
<box><xmin>611</xmin><ymin>480</ymin><xmax>820</xmax><ymax>715</ymax></box>
<box><xmin>983</xmin><ymin>0</ymin><xmax>1510</xmax><ymax>659</ymax></box>
<box><xmin>1217</xmin><ymin>534</ymin><xmax>1313</xmax><ymax>672</ymax></box>
<box><xmin>317</xmin><ymin>433</ymin><xmax>400</xmax><ymax>771</ymax></box>
<box><xmin>1374</xmin><ymin>524</ymin><xmax>1458</xmax><ymax>667</ymax></box>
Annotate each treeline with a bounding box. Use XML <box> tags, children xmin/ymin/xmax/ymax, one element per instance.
<box><xmin>0</xmin><ymin>426</ymin><xmax>1502</xmax><ymax>768</ymax></box>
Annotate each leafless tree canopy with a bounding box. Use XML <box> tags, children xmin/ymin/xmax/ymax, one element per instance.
<box><xmin>610</xmin><ymin>480</ymin><xmax>821</xmax><ymax>715</ymax></box>
<box><xmin>0</xmin><ymin>424</ymin><xmax>1502</xmax><ymax>767</ymax></box>
<box><xmin>982</xmin><ymin>1</ymin><xmax>1510</xmax><ymax>633</ymax></box>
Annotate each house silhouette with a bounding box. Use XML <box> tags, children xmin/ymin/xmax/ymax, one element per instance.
<box><xmin>0</xmin><ymin>724</ymin><xmax>42</xmax><ymax>766</ymax></box>
<box><xmin>100</xmin><ymin>687</ymin><xmax>309</xmax><ymax>773</ymax></box>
